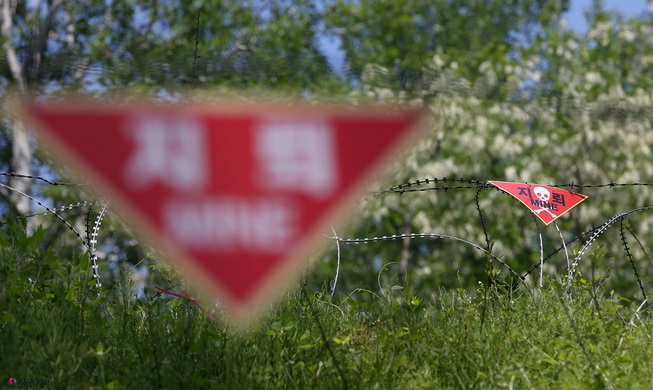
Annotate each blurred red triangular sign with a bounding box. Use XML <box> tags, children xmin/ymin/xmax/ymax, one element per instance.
<box><xmin>21</xmin><ymin>98</ymin><xmax>424</xmax><ymax>323</ymax></box>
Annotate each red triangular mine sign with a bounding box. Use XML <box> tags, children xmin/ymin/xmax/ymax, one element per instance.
<box><xmin>489</xmin><ymin>181</ymin><xmax>588</xmax><ymax>225</ymax></box>
<box><xmin>20</xmin><ymin>99</ymin><xmax>424</xmax><ymax>322</ymax></box>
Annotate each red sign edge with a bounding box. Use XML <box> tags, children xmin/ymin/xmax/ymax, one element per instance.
<box><xmin>18</xmin><ymin>98</ymin><xmax>429</xmax><ymax>326</ymax></box>
<box><xmin>488</xmin><ymin>180</ymin><xmax>588</xmax><ymax>225</ymax></box>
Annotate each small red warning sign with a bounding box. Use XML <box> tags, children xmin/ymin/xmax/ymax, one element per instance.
<box><xmin>489</xmin><ymin>181</ymin><xmax>587</xmax><ymax>225</ymax></box>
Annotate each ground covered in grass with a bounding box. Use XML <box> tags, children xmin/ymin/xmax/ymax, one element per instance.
<box><xmin>1</xmin><ymin>222</ymin><xmax>652</xmax><ymax>389</ymax></box>
<box><xmin>2</xmin><ymin>263</ymin><xmax>653</xmax><ymax>389</ymax></box>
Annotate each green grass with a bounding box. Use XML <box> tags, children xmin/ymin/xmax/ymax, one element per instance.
<box><xmin>2</xmin><ymin>222</ymin><xmax>653</xmax><ymax>389</ymax></box>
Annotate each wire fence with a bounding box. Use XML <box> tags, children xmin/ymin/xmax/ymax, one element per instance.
<box><xmin>2</xmin><ymin>173</ymin><xmax>653</xmax><ymax>305</ymax></box>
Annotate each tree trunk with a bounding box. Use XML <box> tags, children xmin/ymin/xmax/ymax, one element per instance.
<box><xmin>2</xmin><ymin>0</ymin><xmax>32</xmax><ymax>215</ymax></box>
<box><xmin>10</xmin><ymin>118</ymin><xmax>32</xmax><ymax>215</ymax></box>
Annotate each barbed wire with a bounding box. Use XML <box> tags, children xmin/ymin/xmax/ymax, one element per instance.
<box><xmin>327</xmin><ymin>232</ymin><xmax>531</xmax><ymax>292</ymax></box>
<box><xmin>620</xmin><ymin>220</ymin><xmax>647</xmax><ymax>301</ymax></box>
<box><xmin>4</xmin><ymin>173</ymin><xmax>653</xmax><ymax>302</ymax></box>
<box><xmin>5</xmin><ymin>173</ymin><xmax>653</xmax><ymax>196</ymax></box>
<box><xmin>348</xmin><ymin>177</ymin><xmax>653</xmax><ymax>301</ymax></box>
<box><xmin>0</xmin><ymin>182</ymin><xmax>88</xmax><ymax>246</ymax></box>
<box><xmin>85</xmin><ymin>199</ymin><xmax>110</xmax><ymax>294</ymax></box>
<box><xmin>570</xmin><ymin>206</ymin><xmax>653</xmax><ymax>278</ymax></box>
<box><xmin>0</xmin><ymin>172</ymin><xmax>88</xmax><ymax>186</ymax></box>
<box><xmin>361</xmin><ymin>177</ymin><xmax>486</xmax><ymax>202</ymax></box>
<box><xmin>369</xmin><ymin>177</ymin><xmax>653</xmax><ymax>196</ymax></box>
<box><xmin>515</xmin><ymin>223</ymin><xmax>602</xmax><ymax>289</ymax></box>
<box><xmin>0</xmin><ymin>200</ymin><xmax>91</xmax><ymax>227</ymax></box>
<box><xmin>0</xmin><ymin>173</ymin><xmax>101</xmax><ymax>293</ymax></box>
<box><xmin>552</xmin><ymin>182</ymin><xmax>653</xmax><ymax>190</ymax></box>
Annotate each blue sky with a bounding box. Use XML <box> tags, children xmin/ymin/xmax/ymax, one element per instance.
<box><xmin>322</xmin><ymin>0</ymin><xmax>651</xmax><ymax>73</ymax></box>
<box><xmin>566</xmin><ymin>0</ymin><xmax>649</xmax><ymax>30</ymax></box>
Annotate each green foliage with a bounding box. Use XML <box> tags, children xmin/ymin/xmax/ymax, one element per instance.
<box><xmin>0</xmin><ymin>1</ymin><xmax>348</xmax><ymax>98</ymax></box>
<box><xmin>0</xmin><ymin>217</ymin><xmax>94</xmax><ymax>304</ymax></box>
<box><xmin>326</xmin><ymin>0</ymin><xmax>569</xmax><ymax>87</ymax></box>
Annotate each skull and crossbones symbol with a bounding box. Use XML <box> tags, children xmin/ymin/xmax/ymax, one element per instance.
<box><xmin>532</xmin><ymin>186</ymin><xmax>557</xmax><ymax>218</ymax></box>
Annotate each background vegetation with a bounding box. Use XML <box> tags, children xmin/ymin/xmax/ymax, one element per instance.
<box><xmin>2</xmin><ymin>0</ymin><xmax>653</xmax><ymax>388</ymax></box>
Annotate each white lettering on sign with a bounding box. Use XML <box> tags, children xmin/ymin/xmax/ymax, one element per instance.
<box><xmin>163</xmin><ymin>197</ymin><xmax>297</xmax><ymax>253</ymax></box>
<box><xmin>124</xmin><ymin>115</ymin><xmax>208</xmax><ymax>191</ymax></box>
<box><xmin>254</xmin><ymin>117</ymin><xmax>338</xmax><ymax>198</ymax></box>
